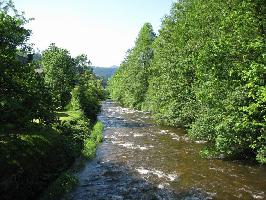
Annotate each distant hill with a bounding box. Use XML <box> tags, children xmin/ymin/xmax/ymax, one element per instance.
<box><xmin>92</xmin><ymin>66</ymin><xmax>118</xmax><ymax>80</ymax></box>
<box><xmin>92</xmin><ymin>66</ymin><xmax>118</xmax><ymax>87</ymax></box>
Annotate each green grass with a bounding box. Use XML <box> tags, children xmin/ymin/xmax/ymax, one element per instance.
<box><xmin>90</xmin><ymin>121</ymin><xmax>104</xmax><ymax>143</ymax></box>
<box><xmin>82</xmin><ymin>121</ymin><xmax>104</xmax><ymax>159</ymax></box>
<box><xmin>56</xmin><ymin>110</ymin><xmax>84</xmax><ymax>122</ymax></box>
<box><xmin>82</xmin><ymin>139</ymin><xmax>97</xmax><ymax>159</ymax></box>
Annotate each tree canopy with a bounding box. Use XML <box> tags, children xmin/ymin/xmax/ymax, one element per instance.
<box><xmin>108</xmin><ymin>0</ymin><xmax>266</xmax><ymax>164</ymax></box>
<box><xmin>0</xmin><ymin>1</ymin><xmax>56</xmax><ymax>129</ymax></box>
<box><xmin>108</xmin><ymin>23</ymin><xmax>156</xmax><ymax>109</ymax></box>
<box><xmin>42</xmin><ymin>44</ymin><xmax>76</xmax><ymax>109</ymax></box>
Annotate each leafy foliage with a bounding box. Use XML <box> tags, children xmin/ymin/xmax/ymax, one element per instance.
<box><xmin>90</xmin><ymin>121</ymin><xmax>104</xmax><ymax>143</ymax></box>
<box><xmin>0</xmin><ymin>2</ymin><xmax>106</xmax><ymax>199</ymax></box>
<box><xmin>0</xmin><ymin>127</ymin><xmax>77</xmax><ymax>200</ymax></box>
<box><xmin>108</xmin><ymin>23</ymin><xmax>156</xmax><ymax>109</ymax></box>
<box><xmin>74</xmin><ymin>54</ymin><xmax>93</xmax><ymax>76</ymax></box>
<box><xmin>108</xmin><ymin>0</ymin><xmax>266</xmax><ymax>163</ymax></box>
<box><xmin>74</xmin><ymin>72</ymin><xmax>105</xmax><ymax>120</ymax></box>
<box><xmin>42</xmin><ymin>44</ymin><xmax>76</xmax><ymax>109</ymax></box>
<box><xmin>82</xmin><ymin>121</ymin><xmax>104</xmax><ymax>159</ymax></box>
<box><xmin>56</xmin><ymin>110</ymin><xmax>91</xmax><ymax>143</ymax></box>
<box><xmin>0</xmin><ymin>1</ymin><xmax>55</xmax><ymax>130</ymax></box>
<box><xmin>40</xmin><ymin>172</ymin><xmax>78</xmax><ymax>200</ymax></box>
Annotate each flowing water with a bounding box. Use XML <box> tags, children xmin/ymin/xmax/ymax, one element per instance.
<box><xmin>69</xmin><ymin>101</ymin><xmax>266</xmax><ymax>200</ymax></box>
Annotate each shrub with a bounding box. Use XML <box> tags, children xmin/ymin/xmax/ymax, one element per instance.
<box><xmin>82</xmin><ymin>139</ymin><xmax>97</xmax><ymax>159</ymax></box>
<box><xmin>0</xmin><ymin>127</ymin><xmax>76</xmax><ymax>200</ymax></box>
<box><xmin>90</xmin><ymin>121</ymin><xmax>104</xmax><ymax>143</ymax></box>
<box><xmin>40</xmin><ymin>172</ymin><xmax>78</xmax><ymax>200</ymax></box>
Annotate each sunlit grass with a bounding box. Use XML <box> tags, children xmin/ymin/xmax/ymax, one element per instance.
<box><xmin>82</xmin><ymin>121</ymin><xmax>104</xmax><ymax>159</ymax></box>
<box><xmin>56</xmin><ymin>110</ymin><xmax>84</xmax><ymax>121</ymax></box>
<box><xmin>90</xmin><ymin>121</ymin><xmax>104</xmax><ymax>143</ymax></box>
<box><xmin>82</xmin><ymin>139</ymin><xmax>97</xmax><ymax>159</ymax></box>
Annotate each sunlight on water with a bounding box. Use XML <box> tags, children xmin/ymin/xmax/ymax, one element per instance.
<box><xmin>70</xmin><ymin>101</ymin><xmax>266</xmax><ymax>200</ymax></box>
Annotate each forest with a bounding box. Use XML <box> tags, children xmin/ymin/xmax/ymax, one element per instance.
<box><xmin>0</xmin><ymin>1</ymin><xmax>105</xmax><ymax>199</ymax></box>
<box><xmin>108</xmin><ymin>0</ymin><xmax>265</xmax><ymax>164</ymax></box>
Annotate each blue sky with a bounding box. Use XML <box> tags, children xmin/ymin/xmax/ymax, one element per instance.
<box><xmin>15</xmin><ymin>0</ymin><xmax>174</xmax><ymax>67</ymax></box>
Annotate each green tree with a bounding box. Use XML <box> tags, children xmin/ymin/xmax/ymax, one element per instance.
<box><xmin>144</xmin><ymin>1</ymin><xmax>199</xmax><ymax>126</ymax></box>
<box><xmin>108</xmin><ymin>0</ymin><xmax>265</xmax><ymax>163</ymax></box>
<box><xmin>0</xmin><ymin>1</ymin><xmax>55</xmax><ymax>129</ymax></box>
<box><xmin>74</xmin><ymin>54</ymin><xmax>92</xmax><ymax>76</ymax></box>
<box><xmin>69</xmin><ymin>53</ymin><xmax>105</xmax><ymax>120</ymax></box>
<box><xmin>108</xmin><ymin>23</ymin><xmax>155</xmax><ymax>109</ymax></box>
<box><xmin>79</xmin><ymin>72</ymin><xmax>104</xmax><ymax>120</ymax></box>
<box><xmin>42</xmin><ymin>44</ymin><xmax>75</xmax><ymax>109</ymax></box>
<box><xmin>146</xmin><ymin>0</ymin><xmax>265</xmax><ymax>163</ymax></box>
<box><xmin>70</xmin><ymin>72</ymin><xmax>104</xmax><ymax>120</ymax></box>
<box><xmin>187</xmin><ymin>0</ymin><xmax>266</xmax><ymax>163</ymax></box>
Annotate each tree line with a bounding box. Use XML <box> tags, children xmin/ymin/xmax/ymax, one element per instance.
<box><xmin>0</xmin><ymin>1</ymin><xmax>105</xmax><ymax>199</ymax></box>
<box><xmin>108</xmin><ymin>0</ymin><xmax>265</xmax><ymax>164</ymax></box>
<box><xmin>0</xmin><ymin>2</ymin><xmax>104</xmax><ymax>131</ymax></box>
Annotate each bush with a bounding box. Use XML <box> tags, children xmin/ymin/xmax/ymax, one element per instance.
<box><xmin>90</xmin><ymin>121</ymin><xmax>104</xmax><ymax>143</ymax></box>
<box><xmin>82</xmin><ymin>122</ymin><xmax>104</xmax><ymax>159</ymax></box>
<box><xmin>56</xmin><ymin>112</ymin><xmax>91</xmax><ymax>142</ymax></box>
<box><xmin>40</xmin><ymin>172</ymin><xmax>78</xmax><ymax>200</ymax></box>
<box><xmin>82</xmin><ymin>139</ymin><xmax>97</xmax><ymax>159</ymax></box>
<box><xmin>74</xmin><ymin>72</ymin><xmax>105</xmax><ymax>120</ymax></box>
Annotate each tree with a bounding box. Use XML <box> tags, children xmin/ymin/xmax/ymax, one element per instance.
<box><xmin>144</xmin><ymin>1</ymin><xmax>199</xmax><ymax>126</ymax></box>
<box><xmin>108</xmin><ymin>0</ymin><xmax>265</xmax><ymax>163</ymax></box>
<box><xmin>146</xmin><ymin>0</ymin><xmax>265</xmax><ymax>163</ymax></box>
<box><xmin>42</xmin><ymin>44</ymin><xmax>75</xmax><ymax>109</ymax></box>
<box><xmin>74</xmin><ymin>54</ymin><xmax>92</xmax><ymax>76</ymax></box>
<box><xmin>78</xmin><ymin>72</ymin><xmax>104</xmax><ymax>120</ymax></box>
<box><xmin>108</xmin><ymin>23</ymin><xmax>155</xmax><ymax>109</ymax></box>
<box><xmin>0</xmin><ymin>1</ymin><xmax>55</xmax><ymax>130</ymax></box>
<box><xmin>187</xmin><ymin>0</ymin><xmax>266</xmax><ymax>163</ymax></box>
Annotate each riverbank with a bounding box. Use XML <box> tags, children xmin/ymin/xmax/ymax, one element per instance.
<box><xmin>0</xmin><ymin>109</ymin><xmax>104</xmax><ymax>200</ymax></box>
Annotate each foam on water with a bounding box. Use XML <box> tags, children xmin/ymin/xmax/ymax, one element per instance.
<box><xmin>159</xmin><ymin>130</ymin><xmax>169</xmax><ymax>134</ymax></box>
<box><xmin>136</xmin><ymin>167</ymin><xmax>178</xmax><ymax>182</ymax></box>
<box><xmin>133</xmin><ymin>133</ymin><xmax>144</xmax><ymax>137</ymax></box>
<box><xmin>104</xmin><ymin>135</ymin><xmax>117</xmax><ymax>139</ymax></box>
<box><xmin>116</xmin><ymin>143</ymin><xmax>152</xmax><ymax>151</ymax></box>
<box><xmin>119</xmin><ymin>142</ymin><xmax>134</xmax><ymax>148</ymax></box>
<box><xmin>136</xmin><ymin>168</ymin><xmax>150</xmax><ymax>175</ymax></box>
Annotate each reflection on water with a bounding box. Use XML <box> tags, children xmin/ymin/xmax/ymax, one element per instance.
<box><xmin>69</xmin><ymin>101</ymin><xmax>266</xmax><ymax>200</ymax></box>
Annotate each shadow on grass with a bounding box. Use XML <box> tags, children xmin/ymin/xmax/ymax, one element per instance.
<box><xmin>0</xmin><ymin>126</ymin><xmax>78</xmax><ymax>200</ymax></box>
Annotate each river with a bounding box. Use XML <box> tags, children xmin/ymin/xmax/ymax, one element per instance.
<box><xmin>69</xmin><ymin>101</ymin><xmax>266</xmax><ymax>200</ymax></box>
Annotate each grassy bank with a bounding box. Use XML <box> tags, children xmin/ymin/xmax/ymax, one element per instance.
<box><xmin>40</xmin><ymin>115</ymin><xmax>104</xmax><ymax>200</ymax></box>
<box><xmin>0</xmin><ymin>110</ymin><xmax>104</xmax><ymax>200</ymax></box>
<box><xmin>82</xmin><ymin>121</ymin><xmax>104</xmax><ymax>159</ymax></box>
